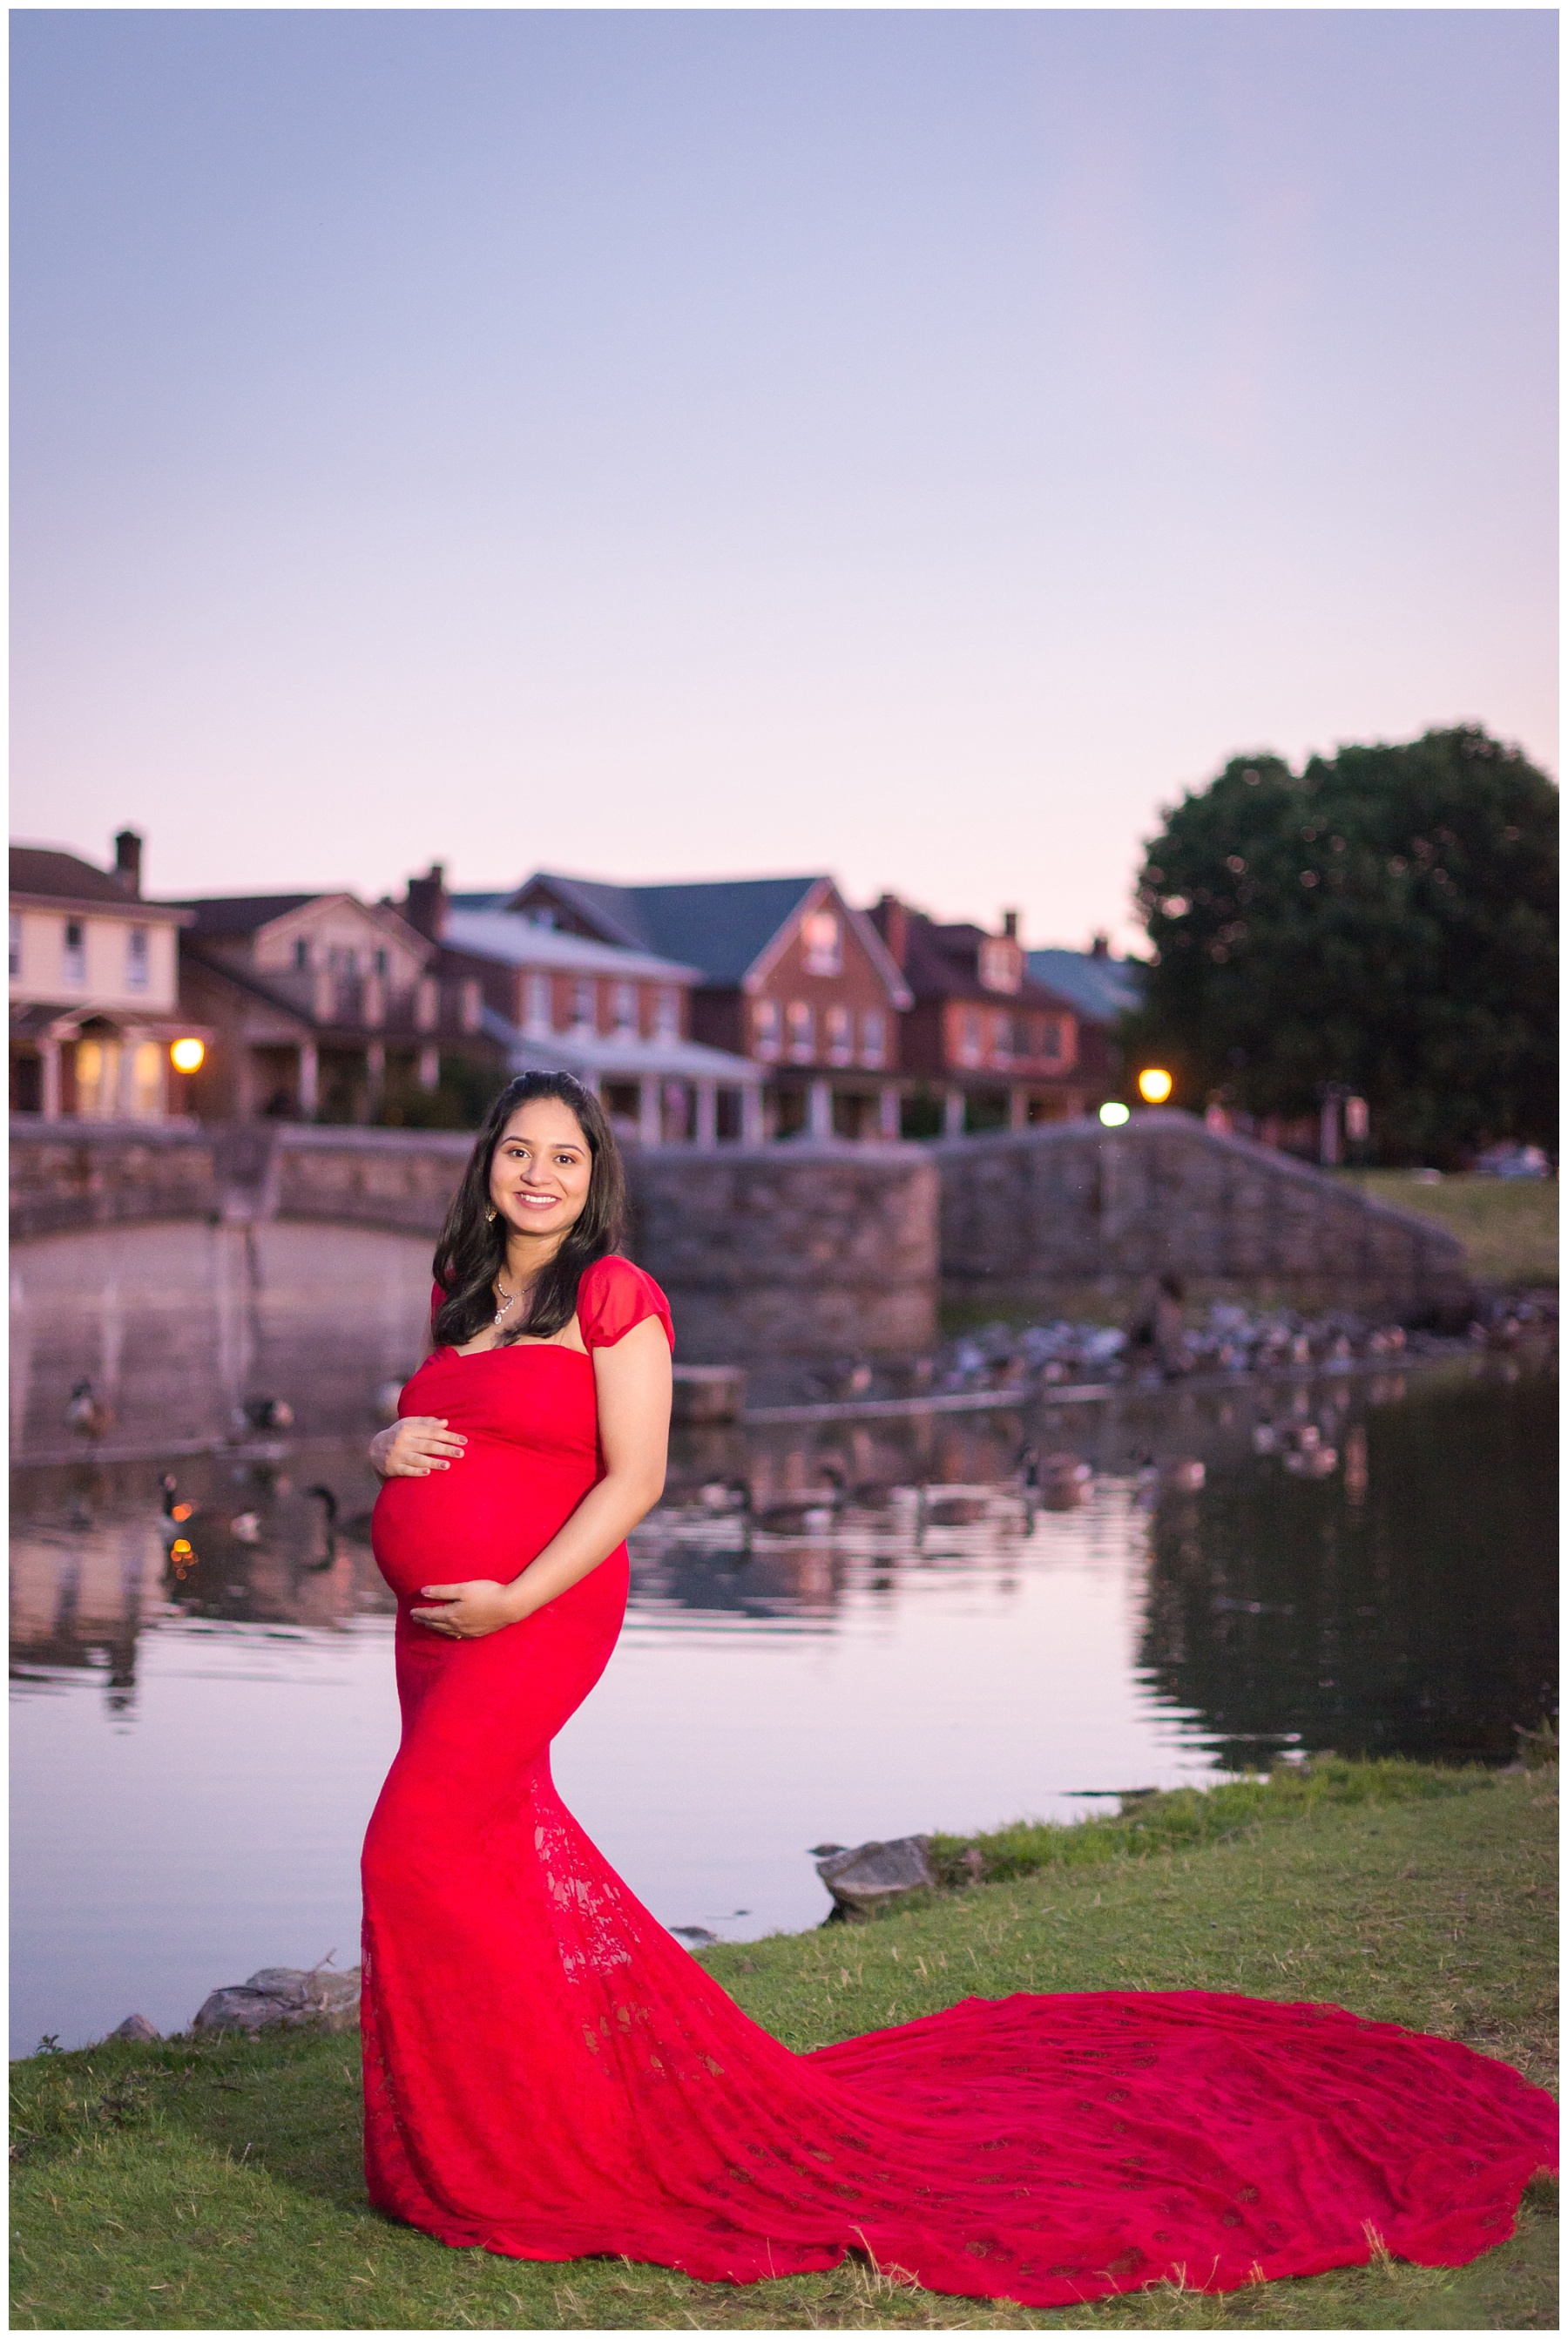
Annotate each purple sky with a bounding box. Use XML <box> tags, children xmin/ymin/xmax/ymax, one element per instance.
<box><xmin>11</xmin><ymin>10</ymin><xmax>1557</xmax><ymax>950</ymax></box>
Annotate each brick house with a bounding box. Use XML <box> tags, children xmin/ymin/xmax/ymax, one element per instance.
<box><xmin>167</xmin><ymin>890</ymin><xmax>498</xmax><ymax>1122</ymax></box>
<box><xmin>869</xmin><ymin>896</ymin><xmax>1096</xmax><ymax>1133</ymax></box>
<box><xmin>499</xmin><ymin>872</ymin><xmax>912</xmax><ymax>1139</ymax></box>
<box><xmin>399</xmin><ymin>865</ymin><xmax>762</xmax><ymax>1146</ymax></box>
<box><xmin>10</xmin><ymin>830</ymin><xmax>204</xmax><ymax>1119</ymax></box>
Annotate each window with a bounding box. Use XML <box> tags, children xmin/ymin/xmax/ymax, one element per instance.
<box><xmin>374</xmin><ymin>947</ymin><xmax>389</xmax><ymax>977</ymax></box>
<box><xmin>63</xmin><ymin>920</ymin><xmax>86</xmax><ymax>985</ymax></box>
<box><xmin>1037</xmin><ymin>1017</ymin><xmax>1064</xmax><ymax>1063</ymax></box>
<box><xmin>611</xmin><ymin>982</ymin><xmax>638</xmax><ymax>1038</ymax></box>
<box><xmin>990</xmin><ymin>1012</ymin><xmax>1014</xmax><ymax>1065</ymax></box>
<box><xmin>653</xmin><ymin>988</ymin><xmax>680</xmax><ymax>1040</ymax></box>
<box><xmin>979</xmin><ymin>939</ymin><xmax>1021</xmax><ymax>993</ymax></box>
<box><xmin>860</xmin><ymin>1009</ymin><xmax>885</xmax><ymax>1067</ymax></box>
<box><xmin>75</xmin><ymin>1037</ymin><xmax>118</xmax><ymax>1115</ymax></box>
<box><xmin>460</xmin><ymin>980</ymin><xmax>483</xmax><ymax>1034</ymax></box>
<box><xmin>524</xmin><ymin>973</ymin><xmax>552</xmax><ymax>1035</ymax></box>
<box><xmin>293</xmin><ymin>937</ymin><xmax>311</xmax><ymax>971</ymax></box>
<box><xmin>786</xmin><ymin>1000</ymin><xmax>814</xmax><ymax>1061</ymax></box>
<box><xmin>571</xmin><ymin>978</ymin><xmax>598</xmax><ymax>1031</ymax></box>
<box><xmin>754</xmin><ymin>998</ymin><xmax>781</xmax><ymax>1059</ymax></box>
<box><xmin>9</xmin><ymin>914</ymin><xmax>21</xmax><ymax>979</ymax></box>
<box><xmin>957</xmin><ymin>1007</ymin><xmax>983</xmax><ymax>1066</ymax></box>
<box><xmin>131</xmin><ymin>1041</ymin><xmax>162</xmax><ymax>1117</ymax></box>
<box><xmin>824</xmin><ymin>1004</ymin><xmax>853</xmax><ymax>1065</ymax></box>
<box><xmin>126</xmin><ymin>928</ymin><xmax>150</xmax><ymax>991</ymax></box>
<box><xmin>801</xmin><ymin>909</ymin><xmax>842</xmax><ymax>975</ymax></box>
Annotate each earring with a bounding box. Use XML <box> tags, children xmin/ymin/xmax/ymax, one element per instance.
<box><xmin>485</xmin><ymin>1206</ymin><xmax>498</xmax><ymax>1223</ymax></box>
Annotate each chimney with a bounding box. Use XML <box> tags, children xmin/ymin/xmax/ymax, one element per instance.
<box><xmin>1002</xmin><ymin>909</ymin><xmax>1018</xmax><ymax>941</ymax></box>
<box><xmin>403</xmin><ymin>862</ymin><xmax>449</xmax><ymax>941</ymax></box>
<box><xmin>112</xmin><ymin>829</ymin><xmax>143</xmax><ymax>897</ymax></box>
<box><xmin>1090</xmin><ymin>932</ymin><xmax>1110</xmax><ymax>959</ymax></box>
<box><xmin>874</xmin><ymin>893</ymin><xmax>909</xmax><ymax>968</ymax></box>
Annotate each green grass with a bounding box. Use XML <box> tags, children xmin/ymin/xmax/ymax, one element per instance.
<box><xmin>1343</xmin><ymin>1170</ymin><xmax>1558</xmax><ymax>1288</ymax></box>
<box><xmin>11</xmin><ymin>1765</ymin><xmax>1557</xmax><ymax>2331</ymax></box>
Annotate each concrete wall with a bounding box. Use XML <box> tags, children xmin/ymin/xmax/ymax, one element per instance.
<box><xmin>10</xmin><ymin>1121</ymin><xmax>218</xmax><ymax>1242</ymax></box>
<box><xmin>934</xmin><ymin>1110</ymin><xmax>1469</xmax><ymax>1315</ymax></box>
<box><xmin>629</xmin><ymin>1142</ymin><xmax>939</xmax><ymax>1362</ymax></box>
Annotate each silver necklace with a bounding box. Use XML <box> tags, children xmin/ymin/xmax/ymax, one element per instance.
<box><xmin>493</xmin><ymin>1281</ymin><xmax>520</xmax><ymax>1326</ymax></box>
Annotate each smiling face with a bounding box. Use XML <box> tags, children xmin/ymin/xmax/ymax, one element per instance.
<box><xmin>488</xmin><ymin>1097</ymin><xmax>594</xmax><ymax>1252</ymax></box>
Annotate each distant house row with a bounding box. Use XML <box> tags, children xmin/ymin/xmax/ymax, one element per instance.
<box><xmin>8</xmin><ymin>830</ymin><xmax>1142</xmax><ymax>1145</ymax></box>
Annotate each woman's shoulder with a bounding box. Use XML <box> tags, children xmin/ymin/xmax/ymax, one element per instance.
<box><xmin>577</xmin><ymin>1255</ymin><xmax>674</xmax><ymax>1352</ymax></box>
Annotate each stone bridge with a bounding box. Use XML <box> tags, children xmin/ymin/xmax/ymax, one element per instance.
<box><xmin>10</xmin><ymin>1114</ymin><xmax>1468</xmax><ymax>1458</ymax></box>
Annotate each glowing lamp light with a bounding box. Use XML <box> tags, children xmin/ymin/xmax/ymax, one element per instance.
<box><xmin>1098</xmin><ymin>1100</ymin><xmax>1131</xmax><ymax>1128</ymax></box>
<box><xmin>1137</xmin><ymin>1067</ymin><xmax>1173</xmax><ymax>1105</ymax></box>
<box><xmin>171</xmin><ymin>1038</ymin><xmax>206</xmax><ymax>1073</ymax></box>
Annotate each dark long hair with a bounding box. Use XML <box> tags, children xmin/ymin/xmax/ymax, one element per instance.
<box><xmin>431</xmin><ymin>1073</ymin><xmax>627</xmax><ymax>1348</ymax></box>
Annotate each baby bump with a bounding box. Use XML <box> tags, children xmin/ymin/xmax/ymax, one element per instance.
<box><xmin>372</xmin><ymin>1440</ymin><xmax>598</xmax><ymax>1606</ymax></box>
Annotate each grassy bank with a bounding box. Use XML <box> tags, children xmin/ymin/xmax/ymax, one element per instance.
<box><xmin>11</xmin><ymin>1763</ymin><xmax>1557</xmax><ymax>2332</ymax></box>
<box><xmin>1343</xmin><ymin>1170</ymin><xmax>1558</xmax><ymax>1289</ymax></box>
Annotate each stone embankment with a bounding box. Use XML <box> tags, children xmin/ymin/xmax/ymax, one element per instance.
<box><xmin>10</xmin><ymin>1112</ymin><xmax>1470</xmax><ymax>1457</ymax></box>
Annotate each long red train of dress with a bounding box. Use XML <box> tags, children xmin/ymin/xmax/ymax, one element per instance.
<box><xmin>362</xmin><ymin>1255</ymin><xmax>1555</xmax><ymax>2309</ymax></box>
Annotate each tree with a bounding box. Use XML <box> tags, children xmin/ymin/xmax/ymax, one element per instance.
<box><xmin>1123</xmin><ymin>727</ymin><xmax>1558</xmax><ymax>1164</ymax></box>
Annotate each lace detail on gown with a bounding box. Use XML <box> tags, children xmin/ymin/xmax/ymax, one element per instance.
<box><xmin>362</xmin><ymin>1273</ymin><xmax>1556</xmax><ymax>2308</ymax></box>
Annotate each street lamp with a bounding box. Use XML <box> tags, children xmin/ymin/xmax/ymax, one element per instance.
<box><xmin>1137</xmin><ymin>1067</ymin><xmax>1173</xmax><ymax>1105</ymax></box>
<box><xmin>1098</xmin><ymin>1100</ymin><xmax>1131</xmax><ymax>1127</ymax></box>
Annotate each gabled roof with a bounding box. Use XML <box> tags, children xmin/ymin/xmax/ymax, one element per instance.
<box><xmin>896</xmin><ymin>908</ymin><xmax>1076</xmax><ymax>1012</ymax></box>
<box><xmin>514</xmin><ymin>872</ymin><xmax>912</xmax><ymax>1004</ymax></box>
<box><xmin>167</xmin><ymin>893</ymin><xmax>324</xmax><ymax>937</ymax></box>
<box><xmin>1025</xmin><ymin>949</ymin><xmax>1146</xmax><ymax>1023</ymax></box>
<box><xmin>10</xmin><ymin>846</ymin><xmax>185</xmax><ymax>918</ymax></box>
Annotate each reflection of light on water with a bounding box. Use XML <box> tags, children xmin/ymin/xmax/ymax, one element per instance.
<box><xmin>9</xmin><ymin>1364</ymin><xmax>1556</xmax><ymax>2055</ymax></box>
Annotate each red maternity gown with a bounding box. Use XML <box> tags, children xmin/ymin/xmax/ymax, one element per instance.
<box><xmin>362</xmin><ymin>1254</ymin><xmax>1555</xmax><ymax>2309</ymax></box>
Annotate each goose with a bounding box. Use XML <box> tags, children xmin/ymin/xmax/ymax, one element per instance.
<box><xmin>240</xmin><ymin>1396</ymin><xmax>294</xmax><ymax>1432</ymax></box>
<box><xmin>301</xmin><ymin>1484</ymin><xmax>340</xmax><ymax>1571</ymax></box>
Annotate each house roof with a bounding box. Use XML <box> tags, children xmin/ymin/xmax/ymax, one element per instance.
<box><xmin>10</xmin><ymin>846</ymin><xmax>186</xmax><ymax>919</ymax></box>
<box><xmin>515</xmin><ymin>873</ymin><xmax>826</xmax><ymax>984</ymax></box>
<box><xmin>166</xmin><ymin>894</ymin><xmax>325</xmax><ymax>937</ymax></box>
<box><xmin>895</xmin><ymin>910</ymin><xmax>1077</xmax><ymax>1013</ymax></box>
<box><xmin>443</xmin><ymin>909</ymin><xmax>700</xmax><ymax>984</ymax></box>
<box><xmin>1025</xmin><ymin>949</ymin><xmax>1146</xmax><ymax>1023</ymax></box>
<box><xmin>514</xmin><ymin>872</ymin><xmax>913</xmax><ymax>1004</ymax></box>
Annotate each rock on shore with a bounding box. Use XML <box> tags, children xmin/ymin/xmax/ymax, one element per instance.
<box><xmin>192</xmin><ymin>1964</ymin><xmax>361</xmax><ymax>2036</ymax></box>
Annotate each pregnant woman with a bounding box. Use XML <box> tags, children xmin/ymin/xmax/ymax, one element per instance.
<box><xmin>362</xmin><ymin>1071</ymin><xmax>1554</xmax><ymax>2310</ymax></box>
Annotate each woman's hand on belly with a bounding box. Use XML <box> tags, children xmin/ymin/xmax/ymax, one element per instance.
<box><xmin>410</xmin><ymin>1578</ymin><xmax>524</xmax><ymax>1638</ymax></box>
<box><xmin>370</xmin><ymin>1416</ymin><xmax>468</xmax><ymax>1478</ymax></box>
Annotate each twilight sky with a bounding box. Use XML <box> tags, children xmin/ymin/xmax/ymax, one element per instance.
<box><xmin>10</xmin><ymin>10</ymin><xmax>1557</xmax><ymax>949</ymax></box>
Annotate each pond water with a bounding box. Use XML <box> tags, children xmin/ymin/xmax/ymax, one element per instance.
<box><xmin>10</xmin><ymin>1355</ymin><xmax>1555</xmax><ymax>2058</ymax></box>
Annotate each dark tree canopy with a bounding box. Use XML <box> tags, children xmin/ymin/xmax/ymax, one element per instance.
<box><xmin>1124</xmin><ymin>727</ymin><xmax>1558</xmax><ymax>1164</ymax></box>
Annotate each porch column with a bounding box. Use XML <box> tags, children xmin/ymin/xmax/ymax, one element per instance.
<box><xmin>943</xmin><ymin>1085</ymin><xmax>965</xmax><ymax>1137</ymax></box>
<box><xmin>694</xmin><ymin>1079</ymin><xmax>718</xmax><ymax>1149</ymax></box>
<box><xmin>1009</xmin><ymin>1086</ymin><xmax>1030</xmax><ymax>1132</ymax></box>
<box><xmin>40</xmin><ymin>1039</ymin><xmax>61</xmax><ymax>1121</ymax></box>
<box><xmin>808</xmin><ymin>1078</ymin><xmax>833</xmax><ymax>1139</ymax></box>
<box><xmin>638</xmin><ymin>1078</ymin><xmax>662</xmax><ymax>1148</ymax></box>
<box><xmin>416</xmin><ymin>1044</ymin><xmax>440</xmax><ymax>1093</ymax></box>
<box><xmin>878</xmin><ymin>1085</ymin><xmax>902</xmax><ymax>1140</ymax></box>
<box><xmin>298</xmin><ymin>1040</ymin><xmax>320</xmax><ymax>1117</ymax></box>
<box><xmin>365</xmin><ymin>1042</ymin><xmax>386</xmax><ymax>1123</ymax></box>
<box><xmin>741</xmin><ymin>1083</ymin><xmax>765</xmax><ymax>1145</ymax></box>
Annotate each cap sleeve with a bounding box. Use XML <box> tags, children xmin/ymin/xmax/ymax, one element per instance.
<box><xmin>577</xmin><ymin>1256</ymin><xmax>675</xmax><ymax>1355</ymax></box>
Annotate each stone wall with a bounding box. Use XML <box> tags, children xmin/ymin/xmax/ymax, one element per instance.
<box><xmin>628</xmin><ymin>1143</ymin><xmax>940</xmax><ymax>1362</ymax></box>
<box><xmin>10</xmin><ymin>1120</ymin><xmax>217</xmax><ymax>1242</ymax></box>
<box><xmin>934</xmin><ymin>1110</ymin><xmax>1470</xmax><ymax>1315</ymax></box>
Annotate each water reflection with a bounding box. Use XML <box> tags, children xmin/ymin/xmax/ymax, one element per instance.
<box><xmin>10</xmin><ymin>1357</ymin><xmax>1555</xmax><ymax>2052</ymax></box>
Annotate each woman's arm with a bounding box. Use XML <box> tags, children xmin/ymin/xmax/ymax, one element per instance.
<box><xmin>409</xmin><ymin>1315</ymin><xmax>672</xmax><ymax>1638</ymax></box>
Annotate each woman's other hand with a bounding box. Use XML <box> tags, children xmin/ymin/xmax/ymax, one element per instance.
<box><xmin>369</xmin><ymin>1416</ymin><xmax>467</xmax><ymax>1478</ymax></box>
<box><xmin>410</xmin><ymin>1579</ymin><xmax>519</xmax><ymax>1638</ymax></box>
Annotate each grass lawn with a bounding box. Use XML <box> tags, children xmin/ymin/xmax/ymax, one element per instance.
<box><xmin>11</xmin><ymin>1764</ymin><xmax>1557</xmax><ymax>2332</ymax></box>
<box><xmin>1344</xmin><ymin>1171</ymin><xmax>1558</xmax><ymax>1289</ymax></box>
